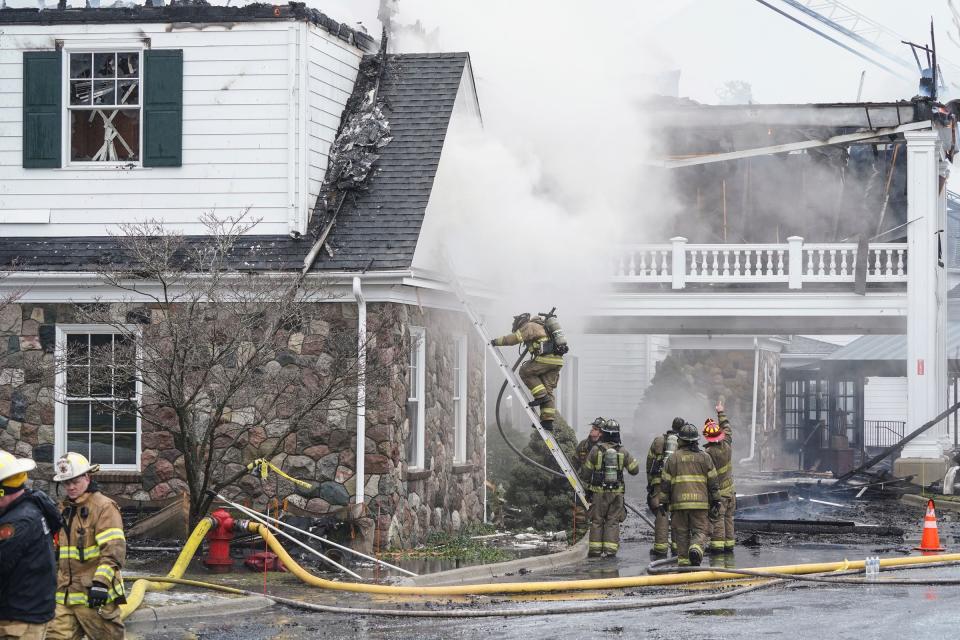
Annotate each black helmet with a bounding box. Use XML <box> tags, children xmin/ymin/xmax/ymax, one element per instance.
<box><xmin>601</xmin><ymin>419</ymin><xmax>621</xmax><ymax>434</ymax></box>
<box><xmin>590</xmin><ymin>416</ymin><xmax>606</xmax><ymax>429</ymax></box>
<box><xmin>671</xmin><ymin>417</ymin><xmax>685</xmax><ymax>432</ymax></box>
<box><xmin>511</xmin><ymin>313</ymin><xmax>531</xmax><ymax>332</ymax></box>
<box><xmin>677</xmin><ymin>422</ymin><xmax>699</xmax><ymax>442</ymax></box>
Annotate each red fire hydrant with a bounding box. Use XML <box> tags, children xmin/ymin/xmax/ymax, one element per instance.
<box><xmin>203</xmin><ymin>508</ymin><xmax>235</xmax><ymax>573</ymax></box>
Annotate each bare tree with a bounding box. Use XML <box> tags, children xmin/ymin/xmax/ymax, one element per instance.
<box><xmin>59</xmin><ymin>215</ymin><xmax>396</xmax><ymax>524</ymax></box>
<box><xmin>0</xmin><ymin>265</ymin><xmax>26</xmax><ymax>366</ymax></box>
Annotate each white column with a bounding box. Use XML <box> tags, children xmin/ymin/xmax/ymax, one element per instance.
<box><xmin>901</xmin><ymin>130</ymin><xmax>947</xmax><ymax>459</ymax></box>
<box><xmin>670</xmin><ymin>236</ymin><xmax>687</xmax><ymax>289</ymax></box>
<box><xmin>787</xmin><ymin>236</ymin><xmax>803</xmax><ymax>289</ymax></box>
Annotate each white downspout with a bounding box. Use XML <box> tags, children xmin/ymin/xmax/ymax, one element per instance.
<box><xmin>353</xmin><ymin>276</ymin><xmax>366</xmax><ymax>505</ymax></box>
<box><xmin>741</xmin><ymin>336</ymin><xmax>760</xmax><ymax>464</ymax></box>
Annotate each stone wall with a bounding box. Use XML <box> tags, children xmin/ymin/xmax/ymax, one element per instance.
<box><xmin>0</xmin><ymin>300</ymin><xmax>485</xmax><ymax>548</ymax></box>
<box><xmin>635</xmin><ymin>348</ymin><xmax>781</xmax><ymax>465</ymax></box>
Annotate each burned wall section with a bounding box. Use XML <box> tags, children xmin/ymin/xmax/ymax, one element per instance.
<box><xmin>633</xmin><ymin>349</ymin><xmax>782</xmax><ymax>471</ymax></box>
<box><xmin>0</xmin><ymin>300</ymin><xmax>485</xmax><ymax>549</ymax></box>
<box><xmin>656</xmin><ymin>126</ymin><xmax>907</xmax><ymax>244</ymax></box>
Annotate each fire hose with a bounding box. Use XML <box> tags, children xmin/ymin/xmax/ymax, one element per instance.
<box><xmin>494</xmin><ymin>351</ymin><xmax>654</xmax><ymax>529</ymax></box>
<box><xmin>135</xmin><ymin>559</ymin><xmax>960</xmax><ymax>619</ymax></box>
<box><xmin>121</xmin><ymin>513</ymin><xmax>960</xmax><ymax>620</ymax></box>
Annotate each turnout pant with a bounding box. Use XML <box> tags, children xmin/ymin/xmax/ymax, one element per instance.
<box><xmin>709</xmin><ymin>494</ymin><xmax>736</xmax><ymax>551</ymax></box>
<box><xmin>671</xmin><ymin>509</ymin><xmax>709</xmax><ymax>566</ymax></box>
<box><xmin>46</xmin><ymin>603</ymin><xmax>124</xmax><ymax>640</ymax></box>
<box><xmin>0</xmin><ymin>621</ymin><xmax>47</xmax><ymax>640</ymax></box>
<box><xmin>647</xmin><ymin>493</ymin><xmax>671</xmax><ymax>554</ymax></box>
<box><xmin>519</xmin><ymin>361</ymin><xmax>562</xmax><ymax>423</ymax></box>
<box><xmin>589</xmin><ymin>492</ymin><xmax>626</xmax><ymax>556</ymax></box>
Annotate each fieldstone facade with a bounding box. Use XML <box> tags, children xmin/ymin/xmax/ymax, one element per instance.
<box><xmin>0</xmin><ymin>300</ymin><xmax>485</xmax><ymax>548</ymax></box>
<box><xmin>635</xmin><ymin>348</ymin><xmax>781</xmax><ymax>464</ymax></box>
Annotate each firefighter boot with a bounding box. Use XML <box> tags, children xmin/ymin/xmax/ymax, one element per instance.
<box><xmin>688</xmin><ymin>545</ymin><xmax>704</xmax><ymax>567</ymax></box>
<box><xmin>539</xmin><ymin>420</ymin><xmax>554</xmax><ymax>432</ymax></box>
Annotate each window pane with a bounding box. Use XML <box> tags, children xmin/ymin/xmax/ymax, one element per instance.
<box><xmin>117</xmin><ymin>52</ymin><xmax>138</xmax><ymax>78</ymax></box>
<box><xmin>94</xmin><ymin>52</ymin><xmax>116</xmax><ymax>78</ymax></box>
<box><xmin>90</xmin><ymin>433</ymin><xmax>113</xmax><ymax>465</ymax></box>
<box><xmin>67</xmin><ymin>402</ymin><xmax>90</xmax><ymax>430</ymax></box>
<box><xmin>66</xmin><ymin>367</ymin><xmax>89</xmax><ymax>397</ymax></box>
<box><xmin>406</xmin><ymin>400</ymin><xmax>420</xmax><ymax>466</ymax></box>
<box><xmin>70</xmin><ymin>53</ymin><xmax>92</xmax><ymax>79</ymax></box>
<box><xmin>115</xmin><ymin>433</ymin><xmax>136</xmax><ymax>465</ymax></box>
<box><xmin>118</xmin><ymin>80</ymin><xmax>139</xmax><ymax>105</ymax></box>
<box><xmin>91</xmin><ymin>404</ymin><xmax>113</xmax><ymax>432</ymax></box>
<box><xmin>67</xmin><ymin>433</ymin><xmax>90</xmax><ymax>460</ymax></box>
<box><xmin>71</xmin><ymin>110</ymin><xmax>140</xmax><ymax>162</ymax></box>
<box><xmin>70</xmin><ymin>80</ymin><xmax>92</xmax><ymax>106</ymax></box>
<box><xmin>67</xmin><ymin>334</ymin><xmax>90</xmax><ymax>360</ymax></box>
<box><xmin>115</xmin><ymin>403</ymin><xmax>137</xmax><ymax>432</ymax></box>
<box><xmin>92</xmin><ymin>80</ymin><xmax>116</xmax><ymax>106</ymax></box>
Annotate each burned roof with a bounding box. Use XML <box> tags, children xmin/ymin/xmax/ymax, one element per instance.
<box><xmin>0</xmin><ymin>52</ymin><xmax>469</xmax><ymax>274</ymax></box>
<box><xmin>0</xmin><ymin>1</ymin><xmax>375</xmax><ymax>51</ymax></box>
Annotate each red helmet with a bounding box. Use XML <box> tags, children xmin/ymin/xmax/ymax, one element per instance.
<box><xmin>703</xmin><ymin>419</ymin><xmax>724</xmax><ymax>443</ymax></box>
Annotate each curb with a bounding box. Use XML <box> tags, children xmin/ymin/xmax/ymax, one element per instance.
<box><xmin>125</xmin><ymin>595</ymin><xmax>274</xmax><ymax>628</ymax></box>
<box><xmin>402</xmin><ymin>535</ymin><xmax>589</xmax><ymax>587</ymax></box>
<box><xmin>901</xmin><ymin>493</ymin><xmax>960</xmax><ymax>513</ymax></box>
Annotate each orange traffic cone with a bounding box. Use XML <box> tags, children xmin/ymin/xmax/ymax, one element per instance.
<box><xmin>915</xmin><ymin>499</ymin><xmax>946</xmax><ymax>553</ymax></box>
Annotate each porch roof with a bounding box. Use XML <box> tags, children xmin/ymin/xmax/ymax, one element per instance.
<box><xmin>822</xmin><ymin>324</ymin><xmax>960</xmax><ymax>362</ymax></box>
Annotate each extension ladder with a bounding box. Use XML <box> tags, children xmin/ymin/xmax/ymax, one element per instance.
<box><xmin>444</xmin><ymin>263</ymin><xmax>590</xmax><ymax>509</ymax></box>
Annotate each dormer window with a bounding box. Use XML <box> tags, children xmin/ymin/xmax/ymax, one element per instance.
<box><xmin>68</xmin><ymin>51</ymin><xmax>141</xmax><ymax>163</ymax></box>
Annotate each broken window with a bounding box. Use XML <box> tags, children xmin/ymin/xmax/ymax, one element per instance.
<box><xmin>59</xmin><ymin>329</ymin><xmax>140</xmax><ymax>469</ymax></box>
<box><xmin>68</xmin><ymin>51</ymin><xmax>141</xmax><ymax>162</ymax></box>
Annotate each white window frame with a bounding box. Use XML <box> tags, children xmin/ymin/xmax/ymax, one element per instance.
<box><xmin>61</xmin><ymin>44</ymin><xmax>145</xmax><ymax>169</ymax></box>
<box><xmin>453</xmin><ymin>335</ymin><xmax>468</xmax><ymax>464</ymax></box>
<box><xmin>54</xmin><ymin>324</ymin><xmax>142</xmax><ymax>471</ymax></box>
<box><xmin>406</xmin><ymin>326</ymin><xmax>426</xmax><ymax>470</ymax></box>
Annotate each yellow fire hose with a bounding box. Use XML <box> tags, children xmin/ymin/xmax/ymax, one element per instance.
<box><xmin>244</xmin><ymin>521</ymin><xmax>960</xmax><ymax>596</ymax></box>
<box><xmin>118</xmin><ymin>515</ymin><xmax>960</xmax><ymax>620</ymax></box>
<box><xmin>119</xmin><ymin>517</ymin><xmax>213</xmax><ymax>620</ymax></box>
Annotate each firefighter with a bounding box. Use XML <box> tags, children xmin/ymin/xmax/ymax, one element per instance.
<box><xmin>646</xmin><ymin>417</ymin><xmax>684</xmax><ymax>556</ymax></box>
<box><xmin>581</xmin><ymin>419</ymin><xmax>640</xmax><ymax>558</ymax></box>
<box><xmin>574</xmin><ymin>417</ymin><xmax>605</xmax><ymax>472</ymax></box>
<box><xmin>573</xmin><ymin>417</ymin><xmax>604</xmax><ymax>531</ymax></box>
<box><xmin>657</xmin><ymin>423</ymin><xmax>720</xmax><ymax>567</ymax></box>
<box><xmin>491</xmin><ymin>312</ymin><xmax>565</xmax><ymax>431</ymax></box>
<box><xmin>47</xmin><ymin>453</ymin><xmax>126</xmax><ymax>640</ymax></box>
<box><xmin>704</xmin><ymin>399</ymin><xmax>736</xmax><ymax>554</ymax></box>
<box><xmin>0</xmin><ymin>452</ymin><xmax>61</xmax><ymax>640</ymax></box>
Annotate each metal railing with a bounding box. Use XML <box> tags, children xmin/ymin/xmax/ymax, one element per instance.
<box><xmin>863</xmin><ymin>420</ymin><xmax>906</xmax><ymax>448</ymax></box>
<box><xmin>613</xmin><ymin>237</ymin><xmax>908</xmax><ymax>289</ymax></box>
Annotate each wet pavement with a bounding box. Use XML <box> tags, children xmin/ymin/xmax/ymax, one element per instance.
<box><xmin>127</xmin><ymin>489</ymin><xmax>960</xmax><ymax>639</ymax></box>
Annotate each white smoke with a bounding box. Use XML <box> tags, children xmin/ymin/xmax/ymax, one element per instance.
<box><xmin>397</xmin><ymin>1</ymin><xmax>680</xmax><ymax>329</ymax></box>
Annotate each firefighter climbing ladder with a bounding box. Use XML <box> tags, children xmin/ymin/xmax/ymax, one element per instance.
<box><xmin>443</xmin><ymin>262</ymin><xmax>590</xmax><ymax>509</ymax></box>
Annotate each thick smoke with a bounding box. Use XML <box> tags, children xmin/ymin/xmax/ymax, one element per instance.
<box><xmin>396</xmin><ymin>1</ymin><xmax>679</xmax><ymax>329</ymax></box>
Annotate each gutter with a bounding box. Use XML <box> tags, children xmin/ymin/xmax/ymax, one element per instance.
<box><xmin>353</xmin><ymin>276</ymin><xmax>367</xmax><ymax>505</ymax></box>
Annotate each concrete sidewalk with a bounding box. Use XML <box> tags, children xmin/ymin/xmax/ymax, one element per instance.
<box><xmin>125</xmin><ymin>594</ymin><xmax>274</xmax><ymax>631</ymax></box>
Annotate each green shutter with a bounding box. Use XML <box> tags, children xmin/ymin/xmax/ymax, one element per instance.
<box><xmin>22</xmin><ymin>51</ymin><xmax>61</xmax><ymax>168</ymax></box>
<box><xmin>142</xmin><ymin>49</ymin><xmax>183</xmax><ymax>167</ymax></box>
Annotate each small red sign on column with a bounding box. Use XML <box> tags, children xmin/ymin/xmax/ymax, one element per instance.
<box><xmin>918</xmin><ymin>359</ymin><xmax>925</xmax><ymax>375</ymax></box>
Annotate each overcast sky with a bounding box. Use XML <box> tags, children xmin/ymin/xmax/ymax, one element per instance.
<box><xmin>317</xmin><ymin>0</ymin><xmax>960</xmax><ymax>104</ymax></box>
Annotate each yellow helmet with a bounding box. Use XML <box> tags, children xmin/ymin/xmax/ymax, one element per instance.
<box><xmin>53</xmin><ymin>452</ymin><xmax>100</xmax><ymax>483</ymax></box>
<box><xmin>0</xmin><ymin>450</ymin><xmax>36</xmax><ymax>495</ymax></box>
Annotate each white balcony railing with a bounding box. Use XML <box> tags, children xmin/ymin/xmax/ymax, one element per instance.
<box><xmin>613</xmin><ymin>237</ymin><xmax>908</xmax><ymax>289</ymax></box>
